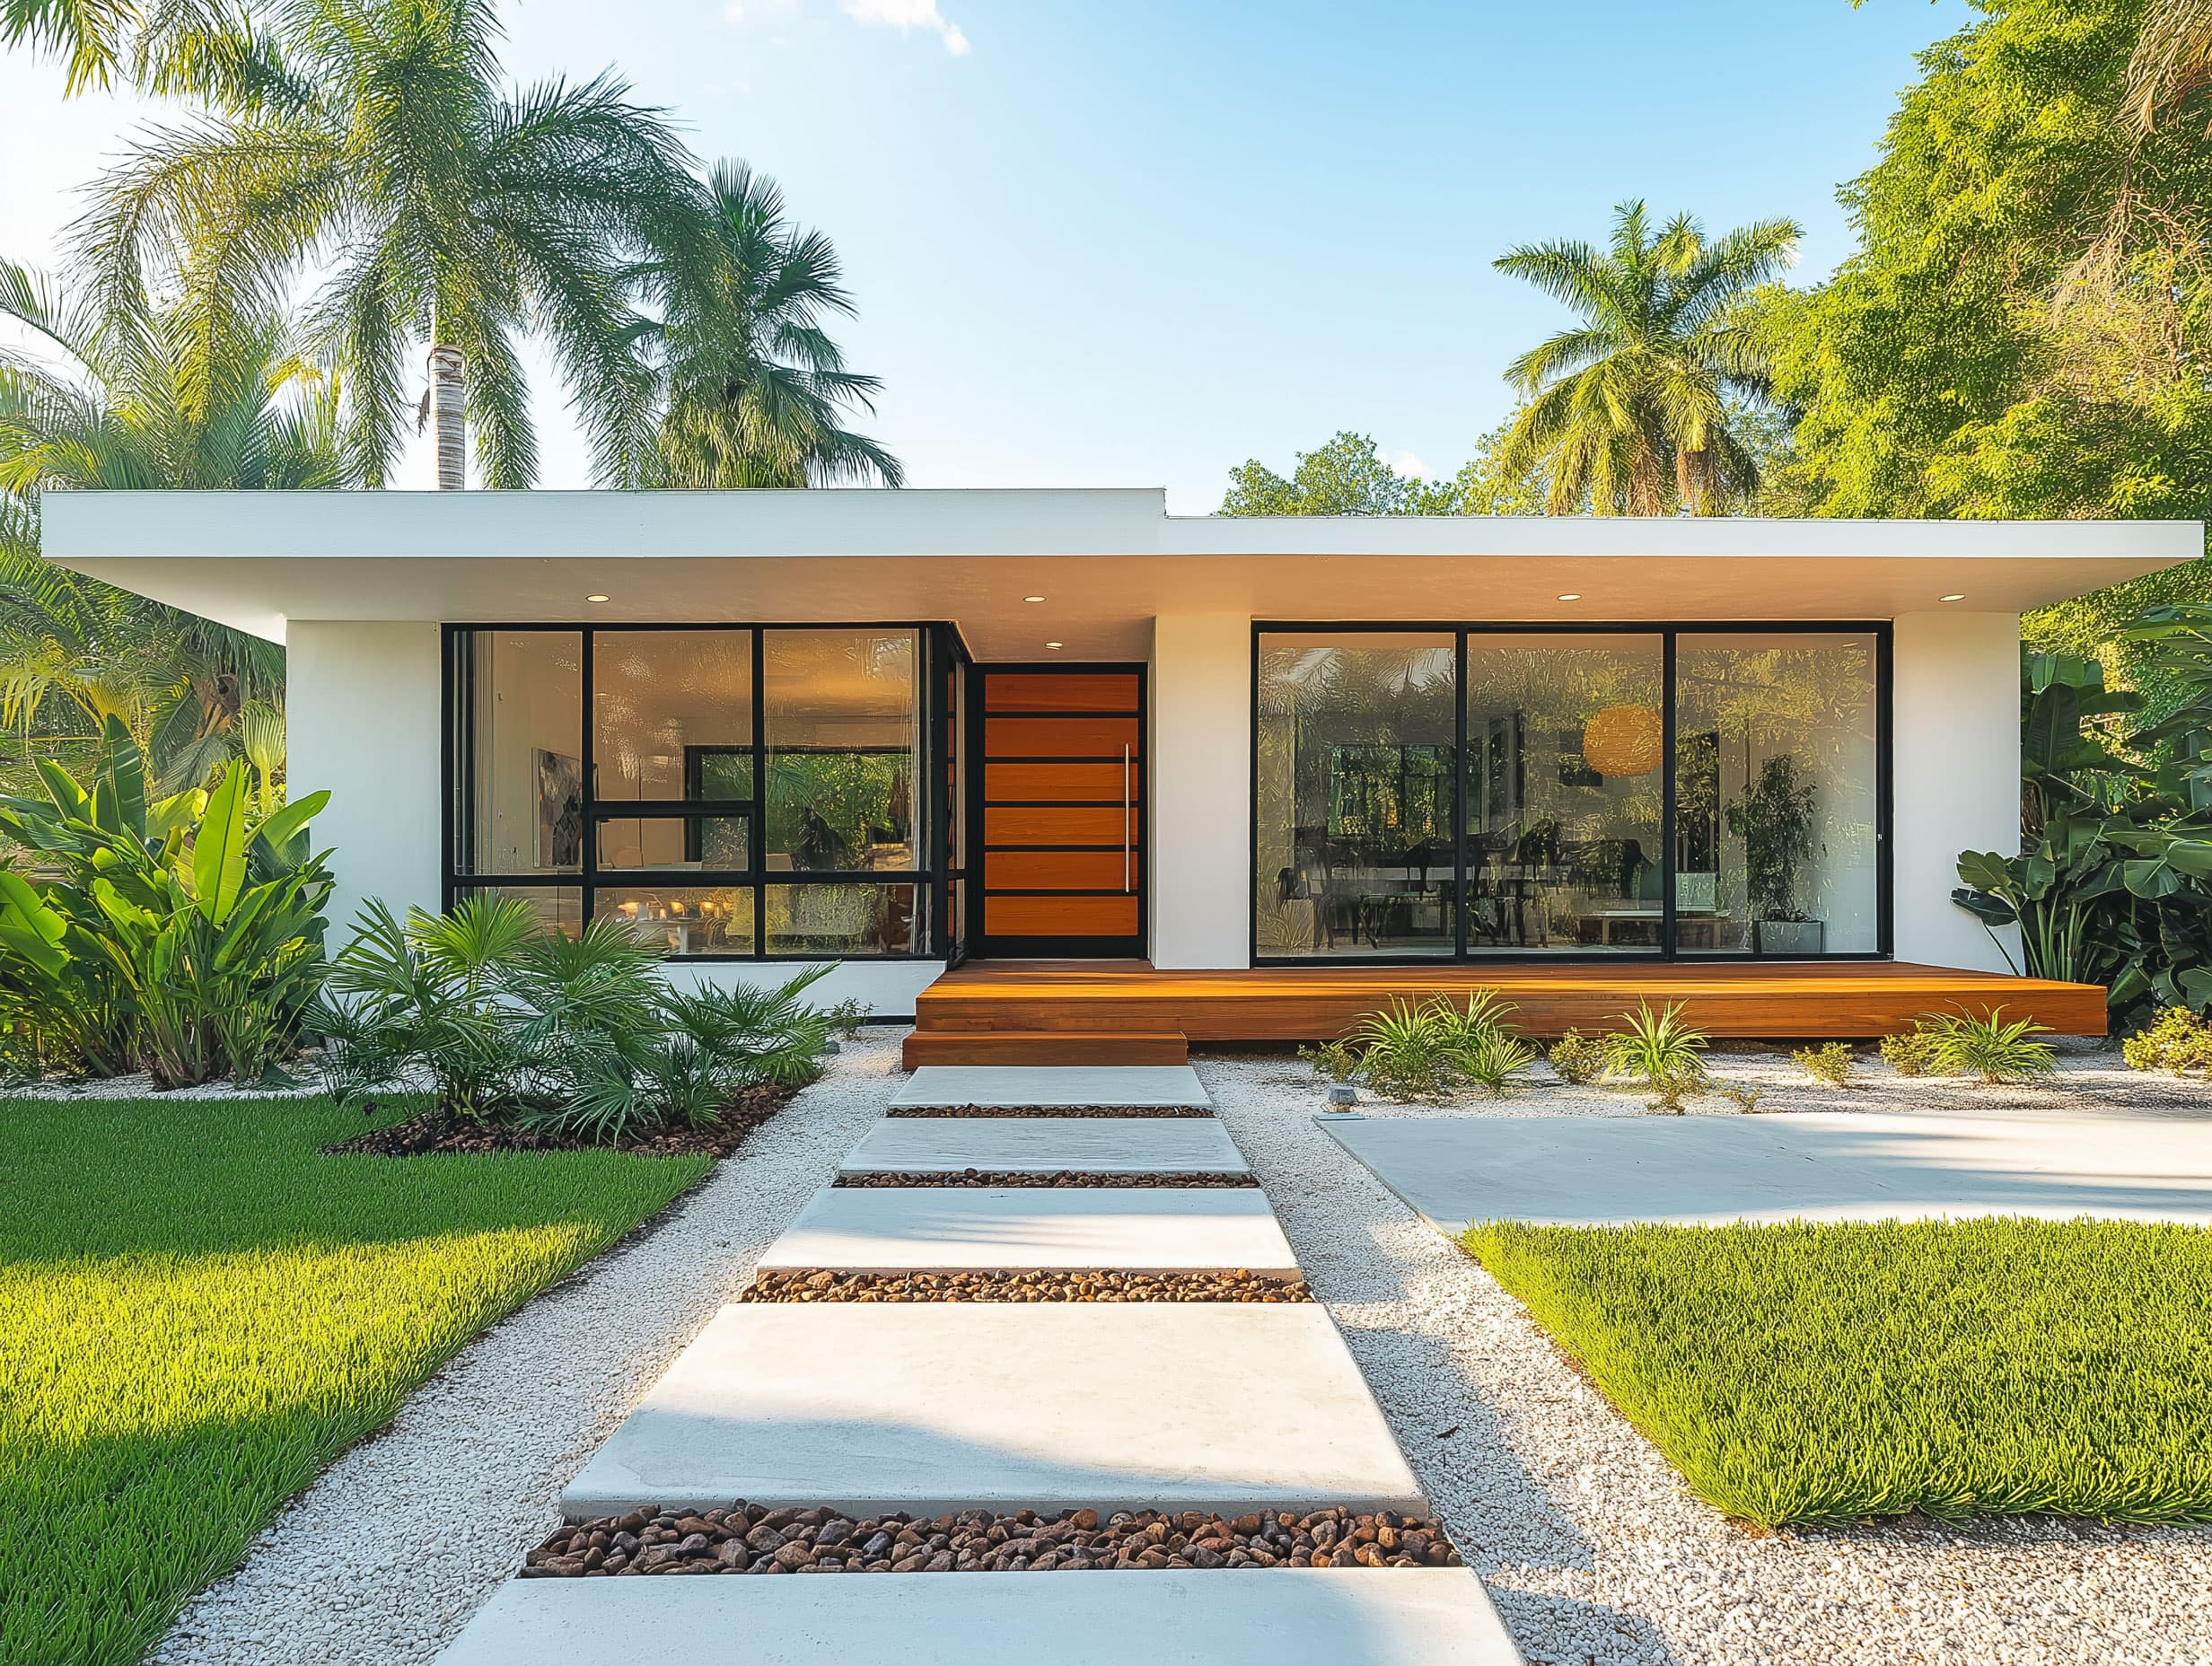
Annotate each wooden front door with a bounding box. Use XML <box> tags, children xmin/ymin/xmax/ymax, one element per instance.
<box><xmin>978</xmin><ymin>665</ymin><xmax>1145</xmax><ymax>957</ymax></box>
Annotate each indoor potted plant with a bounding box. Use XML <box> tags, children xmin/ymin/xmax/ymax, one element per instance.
<box><xmin>1726</xmin><ymin>754</ymin><xmax>1823</xmax><ymax>955</ymax></box>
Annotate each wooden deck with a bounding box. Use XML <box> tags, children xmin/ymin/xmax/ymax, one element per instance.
<box><xmin>901</xmin><ymin>960</ymin><xmax>2108</xmax><ymax>1068</ymax></box>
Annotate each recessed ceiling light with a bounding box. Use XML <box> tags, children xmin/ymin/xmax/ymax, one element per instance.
<box><xmin>585</xmin><ymin>593</ymin><xmax>610</xmax><ymax>603</ymax></box>
<box><xmin>1023</xmin><ymin>594</ymin><xmax>1047</xmax><ymax>603</ymax></box>
<box><xmin>1556</xmin><ymin>592</ymin><xmax>1582</xmax><ymax>601</ymax></box>
<box><xmin>1939</xmin><ymin>593</ymin><xmax>1966</xmax><ymax>602</ymax></box>
<box><xmin>1045</xmin><ymin>641</ymin><xmax>1064</xmax><ymax>650</ymax></box>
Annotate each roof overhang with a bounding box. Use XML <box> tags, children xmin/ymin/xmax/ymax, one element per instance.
<box><xmin>40</xmin><ymin>488</ymin><xmax>2201</xmax><ymax>660</ymax></box>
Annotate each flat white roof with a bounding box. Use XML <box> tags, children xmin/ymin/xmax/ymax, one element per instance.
<box><xmin>40</xmin><ymin>487</ymin><xmax>2200</xmax><ymax>656</ymax></box>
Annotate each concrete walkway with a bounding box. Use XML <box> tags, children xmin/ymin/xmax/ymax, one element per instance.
<box><xmin>1323</xmin><ymin>1107</ymin><xmax>2212</xmax><ymax>1232</ymax></box>
<box><xmin>439</xmin><ymin>1063</ymin><xmax>1522</xmax><ymax>1663</ymax></box>
<box><xmin>759</xmin><ymin>1186</ymin><xmax>1298</xmax><ymax>1276</ymax></box>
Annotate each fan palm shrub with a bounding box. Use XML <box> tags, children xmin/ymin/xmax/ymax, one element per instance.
<box><xmin>0</xmin><ymin>714</ymin><xmax>332</xmax><ymax>1083</ymax></box>
<box><xmin>1493</xmin><ymin>200</ymin><xmax>1800</xmax><ymax>515</ymax></box>
<box><xmin>315</xmin><ymin>896</ymin><xmax>832</xmax><ymax>1142</ymax></box>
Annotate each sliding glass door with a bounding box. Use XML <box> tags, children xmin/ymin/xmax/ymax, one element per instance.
<box><xmin>1253</xmin><ymin>624</ymin><xmax>1887</xmax><ymax>963</ymax></box>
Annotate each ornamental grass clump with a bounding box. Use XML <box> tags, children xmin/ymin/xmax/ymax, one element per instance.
<box><xmin>1879</xmin><ymin>1027</ymin><xmax>1944</xmax><ymax>1076</ymax></box>
<box><xmin>1792</xmin><ymin>1041</ymin><xmax>1856</xmax><ymax>1088</ymax></box>
<box><xmin>1921</xmin><ymin>1005</ymin><xmax>2059</xmax><ymax>1085</ymax></box>
<box><xmin>1604</xmin><ymin>1001</ymin><xmax>1710</xmax><ymax>1113</ymax></box>
<box><xmin>312</xmin><ymin>895</ymin><xmax>832</xmax><ymax>1144</ymax></box>
<box><xmin>2122</xmin><ymin>1007</ymin><xmax>2212</xmax><ymax>1074</ymax></box>
<box><xmin>1339</xmin><ymin>990</ymin><xmax>1532</xmax><ymax>1101</ymax></box>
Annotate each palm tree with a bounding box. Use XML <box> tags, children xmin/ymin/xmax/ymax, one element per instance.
<box><xmin>73</xmin><ymin>0</ymin><xmax>704</xmax><ymax>489</ymax></box>
<box><xmin>1493</xmin><ymin>201</ymin><xmax>1800</xmax><ymax>515</ymax></box>
<box><xmin>0</xmin><ymin>0</ymin><xmax>279</xmax><ymax>100</ymax></box>
<box><xmin>0</xmin><ymin>259</ymin><xmax>332</xmax><ymax>788</ymax></box>
<box><xmin>637</xmin><ymin>162</ymin><xmax>901</xmax><ymax>488</ymax></box>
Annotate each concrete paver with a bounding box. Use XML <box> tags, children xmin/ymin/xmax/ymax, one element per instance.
<box><xmin>891</xmin><ymin>1065</ymin><xmax>1210</xmax><ymax>1110</ymax></box>
<box><xmin>759</xmin><ymin>1186</ymin><xmax>1298</xmax><ymax>1276</ymax></box>
<box><xmin>839</xmin><ymin>1114</ymin><xmax>1248</xmax><ymax>1175</ymax></box>
<box><xmin>1323</xmin><ymin>1108</ymin><xmax>2212</xmax><ymax>1232</ymax></box>
<box><xmin>436</xmin><ymin>1568</ymin><xmax>1523</xmax><ymax>1664</ymax></box>
<box><xmin>559</xmin><ymin>1302</ymin><xmax>1427</xmax><ymax>1520</ymax></box>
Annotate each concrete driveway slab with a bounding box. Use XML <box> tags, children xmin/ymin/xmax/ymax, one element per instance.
<box><xmin>891</xmin><ymin>1065</ymin><xmax>1210</xmax><ymax>1109</ymax></box>
<box><xmin>757</xmin><ymin>1186</ymin><xmax>1297</xmax><ymax>1276</ymax></box>
<box><xmin>839</xmin><ymin>1114</ymin><xmax>1248</xmax><ymax>1174</ymax></box>
<box><xmin>559</xmin><ymin>1302</ymin><xmax>1426</xmax><ymax>1520</ymax></box>
<box><xmin>436</xmin><ymin>1568</ymin><xmax>1523</xmax><ymax>1665</ymax></box>
<box><xmin>1322</xmin><ymin>1109</ymin><xmax>2212</xmax><ymax>1232</ymax></box>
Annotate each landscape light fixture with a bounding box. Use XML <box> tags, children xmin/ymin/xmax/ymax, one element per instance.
<box><xmin>1556</xmin><ymin>592</ymin><xmax>1582</xmax><ymax>601</ymax></box>
<box><xmin>1939</xmin><ymin>593</ymin><xmax>1966</xmax><ymax>602</ymax></box>
<box><xmin>585</xmin><ymin>593</ymin><xmax>610</xmax><ymax>602</ymax></box>
<box><xmin>1023</xmin><ymin>594</ymin><xmax>1047</xmax><ymax>603</ymax></box>
<box><xmin>1045</xmin><ymin>641</ymin><xmax>1064</xmax><ymax>650</ymax></box>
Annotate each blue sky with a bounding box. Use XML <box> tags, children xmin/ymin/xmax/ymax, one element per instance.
<box><xmin>0</xmin><ymin>0</ymin><xmax>1971</xmax><ymax>507</ymax></box>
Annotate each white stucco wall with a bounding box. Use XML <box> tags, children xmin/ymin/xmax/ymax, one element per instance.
<box><xmin>287</xmin><ymin>619</ymin><xmax>444</xmax><ymax>939</ymax></box>
<box><xmin>1892</xmin><ymin>610</ymin><xmax>2023</xmax><ymax>972</ymax></box>
<box><xmin>1148</xmin><ymin>614</ymin><xmax>1252</xmax><ymax>969</ymax></box>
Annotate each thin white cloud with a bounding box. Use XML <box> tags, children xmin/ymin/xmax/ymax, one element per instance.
<box><xmin>1386</xmin><ymin>450</ymin><xmax>1429</xmax><ymax>479</ymax></box>
<box><xmin>840</xmin><ymin>0</ymin><xmax>970</xmax><ymax>55</ymax></box>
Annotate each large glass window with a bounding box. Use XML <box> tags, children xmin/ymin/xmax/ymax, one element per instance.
<box><xmin>1465</xmin><ymin>636</ymin><xmax>1664</xmax><ymax>952</ymax></box>
<box><xmin>1256</xmin><ymin>634</ymin><xmax>1457</xmax><ymax>957</ymax></box>
<box><xmin>1254</xmin><ymin>625</ymin><xmax>1886</xmax><ymax>961</ymax></box>
<box><xmin>1675</xmin><ymin>633</ymin><xmax>1879</xmax><ymax>954</ymax></box>
<box><xmin>450</xmin><ymin>626</ymin><xmax>944</xmax><ymax>958</ymax></box>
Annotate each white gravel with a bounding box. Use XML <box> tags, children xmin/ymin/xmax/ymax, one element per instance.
<box><xmin>1199</xmin><ymin>1048</ymin><xmax>2212</xmax><ymax>1666</ymax></box>
<box><xmin>148</xmin><ymin>1028</ymin><xmax>908</xmax><ymax>1666</ymax></box>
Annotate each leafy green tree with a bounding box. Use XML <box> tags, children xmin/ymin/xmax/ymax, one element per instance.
<box><xmin>73</xmin><ymin>0</ymin><xmax>703</xmax><ymax>489</ymax></box>
<box><xmin>638</xmin><ymin>162</ymin><xmax>900</xmax><ymax>488</ymax></box>
<box><xmin>1492</xmin><ymin>200</ymin><xmax>1800</xmax><ymax>515</ymax></box>
<box><xmin>0</xmin><ymin>0</ymin><xmax>279</xmax><ymax>99</ymax></box>
<box><xmin>1219</xmin><ymin>430</ymin><xmax>1431</xmax><ymax>516</ymax></box>
<box><xmin>1781</xmin><ymin>0</ymin><xmax>2212</xmax><ymax>695</ymax></box>
<box><xmin>0</xmin><ymin>260</ymin><xmax>333</xmax><ymax>789</ymax></box>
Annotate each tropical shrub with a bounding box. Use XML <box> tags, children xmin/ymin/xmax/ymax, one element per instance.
<box><xmin>1336</xmin><ymin>989</ymin><xmax>1532</xmax><ymax>1101</ymax></box>
<box><xmin>826</xmin><ymin>997</ymin><xmax>871</xmax><ymax>1040</ymax></box>
<box><xmin>1880</xmin><ymin>1028</ymin><xmax>1944</xmax><ymax>1077</ymax></box>
<box><xmin>1921</xmin><ymin>1007</ymin><xmax>2060</xmax><ymax>1086</ymax></box>
<box><xmin>1456</xmin><ymin>1027</ymin><xmax>1538</xmax><ymax>1095</ymax></box>
<box><xmin>313</xmin><ymin>895</ymin><xmax>831</xmax><ymax>1141</ymax></box>
<box><xmin>1547</xmin><ymin>1029</ymin><xmax>1608</xmax><ymax>1085</ymax></box>
<box><xmin>2120</xmin><ymin>1007</ymin><xmax>2212</xmax><ymax>1074</ymax></box>
<box><xmin>1793</xmin><ymin>1042</ymin><xmax>1857</xmax><ymax>1088</ymax></box>
<box><xmin>1954</xmin><ymin>613</ymin><xmax>2212</xmax><ymax>1024</ymax></box>
<box><xmin>1298</xmin><ymin>1039</ymin><xmax>1358</xmax><ymax>1083</ymax></box>
<box><xmin>1605</xmin><ymin>1002</ymin><xmax>1711</xmax><ymax>1113</ymax></box>
<box><xmin>0</xmin><ymin>715</ymin><xmax>331</xmax><ymax>1084</ymax></box>
<box><xmin>1347</xmin><ymin>998</ymin><xmax>1456</xmax><ymax>1102</ymax></box>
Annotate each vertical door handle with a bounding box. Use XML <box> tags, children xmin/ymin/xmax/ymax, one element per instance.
<box><xmin>1122</xmin><ymin>742</ymin><xmax>1132</xmax><ymax>893</ymax></box>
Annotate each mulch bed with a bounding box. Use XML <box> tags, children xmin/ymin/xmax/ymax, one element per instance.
<box><xmin>886</xmin><ymin>1105</ymin><xmax>1214</xmax><ymax>1118</ymax></box>
<box><xmin>738</xmin><ymin>1267</ymin><xmax>1309</xmax><ymax>1302</ymax></box>
<box><xmin>836</xmin><ymin>1170</ymin><xmax>1257</xmax><ymax>1188</ymax></box>
<box><xmin>325</xmin><ymin>1082</ymin><xmax>798</xmax><ymax>1157</ymax></box>
<box><xmin>523</xmin><ymin>1503</ymin><xmax>1461</xmax><ymax>1576</ymax></box>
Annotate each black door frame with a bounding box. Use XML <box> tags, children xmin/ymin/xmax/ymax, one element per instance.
<box><xmin>973</xmin><ymin>660</ymin><xmax>1148</xmax><ymax>960</ymax></box>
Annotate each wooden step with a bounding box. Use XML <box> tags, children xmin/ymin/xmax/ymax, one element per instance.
<box><xmin>900</xmin><ymin>1030</ymin><xmax>1189</xmax><ymax>1069</ymax></box>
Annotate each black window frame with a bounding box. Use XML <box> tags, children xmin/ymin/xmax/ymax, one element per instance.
<box><xmin>1249</xmin><ymin>619</ymin><xmax>1893</xmax><ymax>967</ymax></box>
<box><xmin>443</xmin><ymin>621</ymin><xmax>967</xmax><ymax>961</ymax></box>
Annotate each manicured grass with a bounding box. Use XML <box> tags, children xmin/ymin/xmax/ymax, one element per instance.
<box><xmin>1461</xmin><ymin>1217</ymin><xmax>2212</xmax><ymax>1528</ymax></box>
<box><xmin>0</xmin><ymin>1095</ymin><xmax>710</xmax><ymax>1666</ymax></box>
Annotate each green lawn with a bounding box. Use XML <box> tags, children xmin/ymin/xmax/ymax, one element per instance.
<box><xmin>1462</xmin><ymin>1217</ymin><xmax>2212</xmax><ymax>1528</ymax></box>
<box><xmin>0</xmin><ymin>1095</ymin><xmax>710</xmax><ymax>1666</ymax></box>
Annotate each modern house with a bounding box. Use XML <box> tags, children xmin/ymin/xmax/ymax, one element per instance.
<box><xmin>43</xmin><ymin>490</ymin><xmax>2198</xmax><ymax>1061</ymax></box>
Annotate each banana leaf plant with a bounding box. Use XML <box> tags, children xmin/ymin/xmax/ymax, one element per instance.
<box><xmin>1954</xmin><ymin>613</ymin><xmax>2212</xmax><ymax>1020</ymax></box>
<box><xmin>0</xmin><ymin>715</ymin><xmax>334</xmax><ymax>1084</ymax></box>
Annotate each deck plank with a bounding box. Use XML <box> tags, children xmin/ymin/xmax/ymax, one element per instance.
<box><xmin>913</xmin><ymin>961</ymin><xmax>2108</xmax><ymax>1040</ymax></box>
